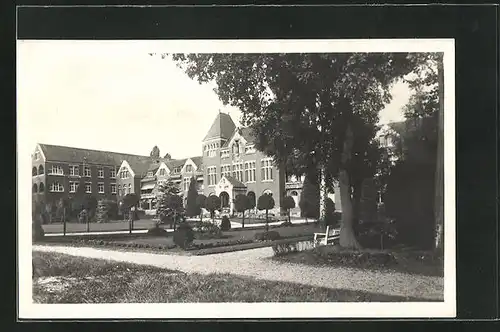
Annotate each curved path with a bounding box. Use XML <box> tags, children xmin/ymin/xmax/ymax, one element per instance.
<box><xmin>33</xmin><ymin>245</ymin><xmax>443</xmax><ymax>301</ymax></box>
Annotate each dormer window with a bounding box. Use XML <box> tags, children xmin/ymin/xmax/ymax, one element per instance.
<box><xmin>147</xmin><ymin>171</ymin><xmax>154</xmax><ymax>177</ymax></box>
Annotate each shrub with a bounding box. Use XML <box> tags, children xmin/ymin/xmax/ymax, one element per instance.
<box><xmin>96</xmin><ymin>200</ymin><xmax>109</xmax><ymax>223</ymax></box>
<box><xmin>257</xmin><ymin>194</ymin><xmax>275</xmax><ymax>231</ymax></box>
<box><xmin>186</xmin><ymin>177</ymin><xmax>201</xmax><ymax>217</ymax></box>
<box><xmin>78</xmin><ymin>209</ymin><xmax>88</xmax><ymax>223</ymax></box>
<box><xmin>299</xmin><ymin>174</ymin><xmax>320</xmax><ymax>220</ymax></box>
<box><xmin>195</xmin><ymin>221</ymin><xmax>222</xmax><ymax>237</ymax></box>
<box><xmin>220</xmin><ymin>215</ymin><xmax>231</xmax><ymax>231</ymax></box>
<box><xmin>324</xmin><ymin>198</ymin><xmax>337</xmax><ymax>227</ymax></box>
<box><xmin>280</xmin><ymin>220</ymin><xmax>293</xmax><ymax>227</ymax></box>
<box><xmin>234</xmin><ymin>194</ymin><xmax>250</xmax><ymax>228</ymax></box>
<box><xmin>282</xmin><ymin>196</ymin><xmax>296</xmax><ymax>223</ymax></box>
<box><xmin>173</xmin><ymin>223</ymin><xmax>194</xmax><ymax>249</ymax></box>
<box><xmin>205</xmin><ymin>195</ymin><xmax>221</xmax><ymax>222</ymax></box>
<box><xmin>254</xmin><ymin>231</ymin><xmax>281</xmax><ymax>242</ymax></box>
<box><xmin>147</xmin><ymin>227</ymin><xmax>168</xmax><ymax>236</ymax></box>
<box><xmin>32</xmin><ymin>214</ymin><xmax>45</xmax><ymax>242</ymax></box>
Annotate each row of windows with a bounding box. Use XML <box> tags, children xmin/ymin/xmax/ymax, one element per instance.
<box><xmin>32</xmin><ymin>165</ymin><xmax>117</xmax><ymax>178</ymax></box>
<box><xmin>33</xmin><ymin>181</ymin><xmax>118</xmax><ymax>194</ymax></box>
<box><xmin>219</xmin><ymin>144</ymin><xmax>257</xmax><ymax>159</ymax></box>
<box><xmin>207</xmin><ymin>159</ymin><xmax>273</xmax><ymax>185</ymax></box>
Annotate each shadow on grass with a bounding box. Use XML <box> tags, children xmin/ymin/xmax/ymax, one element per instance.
<box><xmin>33</xmin><ymin>251</ymin><xmax>437</xmax><ymax>303</ymax></box>
<box><xmin>270</xmin><ymin>246</ymin><xmax>444</xmax><ymax>278</ymax></box>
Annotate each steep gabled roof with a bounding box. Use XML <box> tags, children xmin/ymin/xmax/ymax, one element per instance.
<box><xmin>38</xmin><ymin>143</ymin><xmax>149</xmax><ymax>166</ymax></box>
<box><xmin>203</xmin><ymin>112</ymin><xmax>236</xmax><ymax>141</ymax></box>
<box><xmin>125</xmin><ymin>156</ymin><xmax>155</xmax><ymax>178</ymax></box>
<box><xmin>190</xmin><ymin>156</ymin><xmax>203</xmax><ymax>168</ymax></box>
<box><xmin>222</xmin><ymin>126</ymin><xmax>257</xmax><ymax>148</ymax></box>
<box><xmin>165</xmin><ymin>158</ymin><xmax>187</xmax><ymax>172</ymax></box>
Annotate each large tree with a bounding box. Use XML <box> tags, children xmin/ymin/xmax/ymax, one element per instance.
<box><xmin>150</xmin><ymin>145</ymin><xmax>160</xmax><ymax>158</ymax></box>
<box><xmin>401</xmin><ymin>53</ymin><xmax>444</xmax><ymax>253</ymax></box>
<box><xmin>185</xmin><ymin>176</ymin><xmax>201</xmax><ymax>217</ymax></box>
<box><xmin>171</xmin><ymin>53</ymin><xmax>418</xmax><ymax>249</ymax></box>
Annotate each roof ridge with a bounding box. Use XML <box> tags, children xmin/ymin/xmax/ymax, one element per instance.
<box><xmin>38</xmin><ymin>143</ymin><xmax>150</xmax><ymax>158</ymax></box>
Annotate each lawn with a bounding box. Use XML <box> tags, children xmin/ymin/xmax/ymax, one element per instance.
<box><xmin>271</xmin><ymin>245</ymin><xmax>444</xmax><ymax>277</ymax></box>
<box><xmin>32</xmin><ymin>251</ymin><xmax>426</xmax><ymax>303</ymax></box>
<box><xmin>39</xmin><ymin>223</ymin><xmax>320</xmax><ymax>256</ymax></box>
<box><xmin>117</xmin><ymin>224</ymin><xmax>318</xmax><ymax>247</ymax></box>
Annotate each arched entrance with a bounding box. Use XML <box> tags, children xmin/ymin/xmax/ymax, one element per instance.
<box><xmin>220</xmin><ymin>191</ymin><xmax>230</xmax><ymax>208</ymax></box>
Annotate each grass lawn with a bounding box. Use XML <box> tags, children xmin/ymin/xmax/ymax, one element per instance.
<box><xmin>32</xmin><ymin>251</ymin><xmax>426</xmax><ymax>303</ymax></box>
<box><xmin>271</xmin><ymin>245</ymin><xmax>444</xmax><ymax>277</ymax></box>
<box><xmin>114</xmin><ymin>224</ymin><xmax>319</xmax><ymax>248</ymax></box>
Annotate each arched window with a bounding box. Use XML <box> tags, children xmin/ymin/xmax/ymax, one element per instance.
<box><xmin>32</xmin><ymin>167</ymin><xmax>37</xmax><ymax>176</ymax></box>
<box><xmin>39</xmin><ymin>183</ymin><xmax>45</xmax><ymax>192</ymax></box>
<box><xmin>220</xmin><ymin>191</ymin><xmax>230</xmax><ymax>208</ymax></box>
<box><xmin>32</xmin><ymin>183</ymin><xmax>38</xmax><ymax>193</ymax></box>
<box><xmin>38</xmin><ymin>165</ymin><xmax>44</xmax><ymax>175</ymax></box>
<box><xmin>291</xmin><ymin>191</ymin><xmax>298</xmax><ymax>196</ymax></box>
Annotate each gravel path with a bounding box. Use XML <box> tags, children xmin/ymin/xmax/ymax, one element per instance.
<box><xmin>33</xmin><ymin>245</ymin><xmax>443</xmax><ymax>301</ymax></box>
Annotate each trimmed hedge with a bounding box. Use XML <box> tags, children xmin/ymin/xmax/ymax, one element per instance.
<box><xmin>220</xmin><ymin>215</ymin><xmax>231</xmax><ymax>231</ymax></box>
<box><xmin>173</xmin><ymin>223</ymin><xmax>194</xmax><ymax>249</ymax></box>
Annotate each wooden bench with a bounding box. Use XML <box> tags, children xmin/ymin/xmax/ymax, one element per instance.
<box><xmin>313</xmin><ymin>226</ymin><xmax>340</xmax><ymax>246</ymax></box>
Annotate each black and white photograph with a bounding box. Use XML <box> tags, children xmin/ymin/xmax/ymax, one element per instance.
<box><xmin>18</xmin><ymin>38</ymin><xmax>455</xmax><ymax>319</ymax></box>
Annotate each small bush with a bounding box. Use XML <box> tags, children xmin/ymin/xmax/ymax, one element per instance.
<box><xmin>280</xmin><ymin>220</ymin><xmax>293</xmax><ymax>227</ymax></box>
<box><xmin>220</xmin><ymin>215</ymin><xmax>231</xmax><ymax>231</ymax></box>
<box><xmin>254</xmin><ymin>231</ymin><xmax>281</xmax><ymax>242</ymax></box>
<box><xmin>173</xmin><ymin>223</ymin><xmax>194</xmax><ymax>249</ymax></box>
<box><xmin>147</xmin><ymin>227</ymin><xmax>168</xmax><ymax>236</ymax></box>
<box><xmin>195</xmin><ymin>221</ymin><xmax>222</xmax><ymax>236</ymax></box>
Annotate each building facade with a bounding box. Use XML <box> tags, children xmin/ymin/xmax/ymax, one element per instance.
<box><xmin>31</xmin><ymin>143</ymin><xmax>147</xmax><ymax>207</ymax></box>
<box><xmin>32</xmin><ymin>113</ymin><xmax>347</xmax><ymax>218</ymax></box>
<box><xmin>201</xmin><ymin>113</ymin><xmax>288</xmax><ymax>215</ymax></box>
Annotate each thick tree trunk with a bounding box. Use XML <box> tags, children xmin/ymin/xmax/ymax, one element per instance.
<box><xmin>339</xmin><ymin>124</ymin><xmax>362</xmax><ymax>249</ymax></box>
<box><xmin>339</xmin><ymin>170</ymin><xmax>361</xmax><ymax>249</ymax></box>
<box><xmin>242</xmin><ymin>211</ymin><xmax>245</xmax><ymax>229</ymax></box>
<box><xmin>434</xmin><ymin>56</ymin><xmax>445</xmax><ymax>254</ymax></box>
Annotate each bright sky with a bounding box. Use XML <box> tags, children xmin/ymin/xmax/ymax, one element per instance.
<box><xmin>17</xmin><ymin>40</ymin><xmax>412</xmax><ymax>159</ymax></box>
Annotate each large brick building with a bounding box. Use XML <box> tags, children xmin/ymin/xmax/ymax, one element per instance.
<box><xmin>31</xmin><ymin>143</ymin><xmax>150</xmax><ymax>206</ymax></box>
<box><xmin>32</xmin><ymin>112</ymin><xmax>343</xmax><ymax>217</ymax></box>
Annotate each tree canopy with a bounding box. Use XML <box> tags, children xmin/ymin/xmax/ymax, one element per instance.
<box><xmin>170</xmin><ymin>52</ymin><xmax>424</xmax><ymax>249</ymax></box>
<box><xmin>150</xmin><ymin>145</ymin><xmax>160</xmax><ymax>158</ymax></box>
